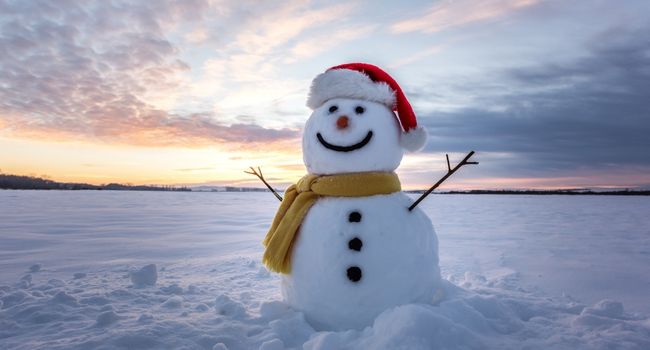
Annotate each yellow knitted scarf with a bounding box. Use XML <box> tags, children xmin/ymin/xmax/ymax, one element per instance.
<box><xmin>263</xmin><ymin>172</ymin><xmax>401</xmax><ymax>274</ymax></box>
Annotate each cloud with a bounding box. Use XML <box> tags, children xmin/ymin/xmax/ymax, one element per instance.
<box><xmin>186</xmin><ymin>1</ymin><xmax>369</xmax><ymax>117</ymax></box>
<box><xmin>0</xmin><ymin>0</ymin><xmax>377</xmax><ymax>150</ymax></box>
<box><xmin>0</xmin><ymin>0</ymin><xmax>298</xmax><ymax>148</ymax></box>
<box><xmin>391</xmin><ymin>0</ymin><xmax>540</xmax><ymax>34</ymax></box>
<box><xmin>174</xmin><ymin>166</ymin><xmax>214</xmax><ymax>172</ymax></box>
<box><xmin>285</xmin><ymin>25</ymin><xmax>377</xmax><ymax>63</ymax></box>
<box><xmin>5</xmin><ymin>109</ymin><xmax>299</xmax><ymax>149</ymax></box>
<box><xmin>389</xmin><ymin>45</ymin><xmax>443</xmax><ymax>68</ymax></box>
<box><xmin>415</xmin><ymin>25</ymin><xmax>650</xmax><ymax>181</ymax></box>
<box><xmin>232</xmin><ymin>2</ymin><xmax>358</xmax><ymax>57</ymax></box>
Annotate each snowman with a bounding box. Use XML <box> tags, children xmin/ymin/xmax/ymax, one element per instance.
<box><xmin>258</xmin><ymin>63</ymin><xmax>469</xmax><ymax>331</ymax></box>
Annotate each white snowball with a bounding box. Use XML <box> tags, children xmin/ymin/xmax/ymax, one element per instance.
<box><xmin>51</xmin><ymin>291</ymin><xmax>78</xmax><ymax>306</ymax></box>
<box><xmin>282</xmin><ymin>193</ymin><xmax>441</xmax><ymax>330</ymax></box>
<box><xmin>130</xmin><ymin>264</ymin><xmax>157</xmax><ymax>287</ymax></box>
<box><xmin>259</xmin><ymin>338</ymin><xmax>284</xmax><ymax>350</ymax></box>
<box><xmin>212</xmin><ymin>343</ymin><xmax>228</xmax><ymax>350</ymax></box>
<box><xmin>214</xmin><ymin>294</ymin><xmax>247</xmax><ymax>318</ymax></box>
<box><xmin>581</xmin><ymin>299</ymin><xmax>624</xmax><ymax>318</ymax></box>
<box><xmin>302</xmin><ymin>98</ymin><xmax>403</xmax><ymax>175</ymax></box>
<box><xmin>161</xmin><ymin>296</ymin><xmax>183</xmax><ymax>309</ymax></box>
<box><xmin>95</xmin><ymin>310</ymin><xmax>120</xmax><ymax>327</ymax></box>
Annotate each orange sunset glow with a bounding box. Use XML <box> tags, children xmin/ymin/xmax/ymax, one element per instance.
<box><xmin>1</xmin><ymin>0</ymin><xmax>649</xmax><ymax>190</ymax></box>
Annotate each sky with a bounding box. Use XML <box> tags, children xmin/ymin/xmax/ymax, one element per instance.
<box><xmin>1</xmin><ymin>0</ymin><xmax>649</xmax><ymax>190</ymax></box>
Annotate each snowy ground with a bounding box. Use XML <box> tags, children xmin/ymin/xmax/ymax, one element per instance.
<box><xmin>1</xmin><ymin>190</ymin><xmax>649</xmax><ymax>349</ymax></box>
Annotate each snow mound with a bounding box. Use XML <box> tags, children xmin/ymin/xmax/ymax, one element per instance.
<box><xmin>161</xmin><ymin>296</ymin><xmax>183</xmax><ymax>309</ymax></box>
<box><xmin>215</xmin><ymin>294</ymin><xmax>247</xmax><ymax>318</ymax></box>
<box><xmin>582</xmin><ymin>299</ymin><xmax>625</xmax><ymax>318</ymax></box>
<box><xmin>95</xmin><ymin>310</ymin><xmax>121</xmax><ymax>327</ymax></box>
<box><xmin>1</xmin><ymin>259</ymin><xmax>648</xmax><ymax>350</ymax></box>
<box><xmin>129</xmin><ymin>264</ymin><xmax>157</xmax><ymax>287</ymax></box>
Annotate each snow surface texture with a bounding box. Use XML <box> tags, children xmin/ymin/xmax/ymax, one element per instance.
<box><xmin>1</xmin><ymin>191</ymin><xmax>650</xmax><ymax>349</ymax></box>
<box><xmin>283</xmin><ymin>193</ymin><xmax>440</xmax><ymax>330</ymax></box>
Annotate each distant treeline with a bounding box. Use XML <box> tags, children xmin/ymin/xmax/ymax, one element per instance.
<box><xmin>0</xmin><ymin>174</ymin><xmax>190</xmax><ymax>192</ymax></box>
<box><xmin>4</xmin><ymin>173</ymin><xmax>648</xmax><ymax>195</ymax></box>
<box><xmin>435</xmin><ymin>189</ymin><xmax>650</xmax><ymax>196</ymax></box>
<box><xmin>223</xmin><ymin>186</ymin><xmax>270</xmax><ymax>192</ymax></box>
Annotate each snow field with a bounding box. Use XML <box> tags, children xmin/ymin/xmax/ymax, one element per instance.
<box><xmin>1</xmin><ymin>191</ymin><xmax>649</xmax><ymax>349</ymax></box>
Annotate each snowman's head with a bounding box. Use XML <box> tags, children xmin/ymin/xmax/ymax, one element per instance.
<box><xmin>303</xmin><ymin>98</ymin><xmax>404</xmax><ymax>175</ymax></box>
<box><xmin>302</xmin><ymin>63</ymin><xmax>428</xmax><ymax>175</ymax></box>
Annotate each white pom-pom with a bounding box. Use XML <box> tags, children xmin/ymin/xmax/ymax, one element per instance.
<box><xmin>400</xmin><ymin>126</ymin><xmax>428</xmax><ymax>152</ymax></box>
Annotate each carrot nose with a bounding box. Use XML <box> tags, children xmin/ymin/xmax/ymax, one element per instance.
<box><xmin>336</xmin><ymin>116</ymin><xmax>349</xmax><ymax>129</ymax></box>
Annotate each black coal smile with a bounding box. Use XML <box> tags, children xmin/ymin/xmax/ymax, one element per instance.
<box><xmin>316</xmin><ymin>131</ymin><xmax>373</xmax><ymax>152</ymax></box>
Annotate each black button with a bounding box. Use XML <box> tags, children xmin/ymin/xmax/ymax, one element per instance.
<box><xmin>347</xmin><ymin>266</ymin><xmax>362</xmax><ymax>282</ymax></box>
<box><xmin>348</xmin><ymin>211</ymin><xmax>361</xmax><ymax>222</ymax></box>
<box><xmin>348</xmin><ymin>238</ymin><xmax>362</xmax><ymax>251</ymax></box>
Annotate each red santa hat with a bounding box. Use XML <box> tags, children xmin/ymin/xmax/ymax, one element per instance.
<box><xmin>307</xmin><ymin>62</ymin><xmax>428</xmax><ymax>151</ymax></box>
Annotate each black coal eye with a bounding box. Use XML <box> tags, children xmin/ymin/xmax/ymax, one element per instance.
<box><xmin>328</xmin><ymin>105</ymin><xmax>338</xmax><ymax>113</ymax></box>
<box><xmin>355</xmin><ymin>106</ymin><xmax>365</xmax><ymax>114</ymax></box>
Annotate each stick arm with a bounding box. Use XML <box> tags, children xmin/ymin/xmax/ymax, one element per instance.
<box><xmin>408</xmin><ymin>151</ymin><xmax>478</xmax><ymax>211</ymax></box>
<box><xmin>244</xmin><ymin>167</ymin><xmax>283</xmax><ymax>201</ymax></box>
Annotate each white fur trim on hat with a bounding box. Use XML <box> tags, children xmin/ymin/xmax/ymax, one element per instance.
<box><xmin>400</xmin><ymin>125</ymin><xmax>428</xmax><ymax>152</ymax></box>
<box><xmin>307</xmin><ymin>69</ymin><xmax>396</xmax><ymax>110</ymax></box>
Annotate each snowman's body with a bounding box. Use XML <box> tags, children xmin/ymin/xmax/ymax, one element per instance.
<box><xmin>282</xmin><ymin>193</ymin><xmax>440</xmax><ymax>330</ymax></box>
